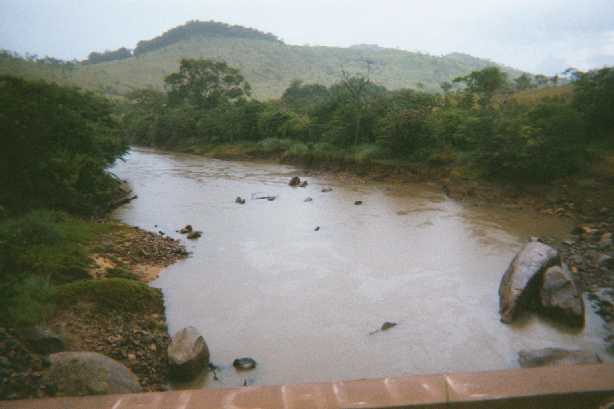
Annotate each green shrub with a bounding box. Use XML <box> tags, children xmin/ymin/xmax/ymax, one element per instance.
<box><xmin>285</xmin><ymin>142</ymin><xmax>309</xmax><ymax>158</ymax></box>
<box><xmin>257</xmin><ymin>137</ymin><xmax>293</xmax><ymax>153</ymax></box>
<box><xmin>2</xmin><ymin>276</ymin><xmax>56</xmax><ymax>327</ymax></box>
<box><xmin>55</xmin><ymin>278</ymin><xmax>162</xmax><ymax>313</ymax></box>
<box><xmin>0</xmin><ymin>75</ymin><xmax>127</xmax><ymax>215</ymax></box>
<box><xmin>352</xmin><ymin>144</ymin><xmax>387</xmax><ymax>163</ymax></box>
<box><xmin>0</xmin><ymin>210</ymin><xmax>103</xmax><ymax>286</ymax></box>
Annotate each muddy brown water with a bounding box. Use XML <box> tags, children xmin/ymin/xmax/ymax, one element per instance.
<box><xmin>111</xmin><ymin>147</ymin><xmax>610</xmax><ymax>389</ymax></box>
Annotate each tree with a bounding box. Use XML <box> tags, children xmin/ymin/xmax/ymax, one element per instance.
<box><xmin>0</xmin><ymin>76</ymin><xmax>127</xmax><ymax>214</ymax></box>
<box><xmin>336</xmin><ymin>68</ymin><xmax>384</xmax><ymax>145</ymax></box>
<box><xmin>453</xmin><ymin>67</ymin><xmax>509</xmax><ymax>107</ymax></box>
<box><xmin>573</xmin><ymin>67</ymin><xmax>614</xmax><ymax>139</ymax></box>
<box><xmin>165</xmin><ymin>58</ymin><xmax>251</xmax><ymax>109</ymax></box>
<box><xmin>514</xmin><ymin>74</ymin><xmax>533</xmax><ymax>90</ymax></box>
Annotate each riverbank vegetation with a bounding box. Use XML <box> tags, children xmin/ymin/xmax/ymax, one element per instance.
<box><xmin>0</xmin><ymin>75</ymin><xmax>170</xmax><ymax>327</ymax></box>
<box><xmin>121</xmin><ymin>59</ymin><xmax>614</xmax><ymax>184</ymax></box>
<box><xmin>0</xmin><ymin>73</ymin><xmax>187</xmax><ymax>399</ymax></box>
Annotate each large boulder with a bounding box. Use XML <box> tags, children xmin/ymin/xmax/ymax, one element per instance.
<box><xmin>17</xmin><ymin>325</ymin><xmax>65</xmax><ymax>354</ymax></box>
<box><xmin>499</xmin><ymin>241</ymin><xmax>560</xmax><ymax>323</ymax></box>
<box><xmin>518</xmin><ymin>348</ymin><xmax>601</xmax><ymax>368</ymax></box>
<box><xmin>167</xmin><ymin>326</ymin><xmax>209</xmax><ymax>380</ymax></box>
<box><xmin>43</xmin><ymin>352</ymin><xmax>142</xmax><ymax>396</ymax></box>
<box><xmin>540</xmin><ymin>264</ymin><xmax>584</xmax><ymax>326</ymax></box>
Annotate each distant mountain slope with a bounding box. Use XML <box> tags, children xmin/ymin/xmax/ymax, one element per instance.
<box><xmin>0</xmin><ymin>21</ymin><xmax>522</xmax><ymax>99</ymax></box>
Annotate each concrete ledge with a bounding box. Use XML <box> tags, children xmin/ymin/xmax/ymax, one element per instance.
<box><xmin>2</xmin><ymin>364</ymin><xmax>614</xmax><ymax>409</ymax></box>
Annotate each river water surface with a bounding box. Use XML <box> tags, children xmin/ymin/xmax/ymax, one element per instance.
<box><xmin>111</xmin><ymin>147</ymin><xmax>608</xmax><ymax>389</ymax></box>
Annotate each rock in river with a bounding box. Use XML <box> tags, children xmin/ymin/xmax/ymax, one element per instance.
<box><xmin>168</xmin><ymin>327</ymin><xmax>210</xmax><ymax>380</ymax></box>
<box><xmin>179</xmin><ymin>225</ymin><xmax>193</xmax><ymax>234</ymax></box>
<box><xmin>289</xmin><ymin>176</ymin><xmax>301</xmax><ymax>187</ymax></box>
<box><xmin>187</xmin><ymin>231</ymin><xmax>202</xmax><ymax>240</ymax></box>
<box><xmin>540</xmin><ymin>264</ymin><xmax>584</xmax><ymax>326</ymax></box>
<box><xmin>233</xmin><ymin>357</ymin><xmax>257</xmax><ymax>370</ymax></box>
<box><xmin>499</xmin><ymin>240</ymin><xmax>560</xmax><ymax>323</ymax></box>
<box><xmin>518</xmin><ymin>348</ymin><xmax>601</xmax><ymax>368</ymax></box>
<box><xmin>43</xmin><ymin>352</ymin><xmax>142</xmax><ymax>396</ymax></box>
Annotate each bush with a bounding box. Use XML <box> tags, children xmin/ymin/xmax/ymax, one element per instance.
<box><xmin>2</xmin><ymin>276</ymin><xmax>56</xmax><ymax>327</ymax></box>
<box><xmin>0</xmin><ymin>210</ymin><xmax>101</xmax><ymax>286</ymax></box>
<box><xmin>55</xmin><ymin>279</ymin><xmax>162</xmax><ymax>313</ymax></box>
<box><xmin>478</xmin><ymin>100</ymin><xmax>586</xmax><ymax>181</ymax></box>
<box><xmin>0</xmin><ymin>76</ymin><xmax>127</xmax><ymax>215</ymax></box>
<box><xmin>257</xmin><ymin>138</ymin><xmax>293</xmax><ymax>153</ymax></box>
<box><xmin>285</xmin><ymin>142</ymin><xmax>309</xmax><ymax>158</ymax></box>
<box><xmin>352</xmin><ymin>144</ymin><xmax>387</xmax><ymax>163</ymax></box>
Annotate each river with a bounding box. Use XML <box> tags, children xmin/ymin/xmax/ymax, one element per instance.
<box><xmin>111</xmin><ymin>147</ymin><xmax>609</xmax><ymax>389</ymax></box>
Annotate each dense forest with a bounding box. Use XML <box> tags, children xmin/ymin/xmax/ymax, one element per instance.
<box><xmin>122</xmin><ymin>59</ymin><xmax>613</xmax><ymax>182</ymax></box>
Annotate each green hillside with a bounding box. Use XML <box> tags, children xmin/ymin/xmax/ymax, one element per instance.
<box><xmin>0</xmin><ymin>21</ymin><xmax>522</xmax><ymax>99</ymax></box>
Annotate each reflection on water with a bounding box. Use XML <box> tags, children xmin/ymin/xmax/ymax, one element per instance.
<box><xmin>111</xmin><ymin>147</ymin><xmax>609</xmax><ymax>389</ymax></box>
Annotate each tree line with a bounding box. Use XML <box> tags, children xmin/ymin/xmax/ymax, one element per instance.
<box><xmin>122</xmin><ymin>58</ymin><xmax>613</xmax><ymax>182</ymax></box>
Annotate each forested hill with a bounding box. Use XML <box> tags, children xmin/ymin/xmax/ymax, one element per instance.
<box><xmin>0</xmin><ymin>20</ymin><xmax>521</xmax><ymax>99</ymax></box>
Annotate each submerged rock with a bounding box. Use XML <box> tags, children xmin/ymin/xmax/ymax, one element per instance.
<box><xmin>186</xmin><ymin>231</ymin><xmax>202</xmax><ymax>240</ymax></box>
<box><xmin>304</xmin><ymin>197</ymin><xmax>313</xmax><ymax>202</ymax></box>
<box><xmin>540</xmin><ymin>264</ymin><xmax>584</xmax><ymax>326</ymax></box>
<box><xmin>518</xmin><ymin>348</ymin><xmax>601</xmax><ymax>368</ymax></box>
<box><xmin>179</xmin><ymin>225</ymin><xmax>193</xmax><ymax>234</ymax></box>
<box><xmin>321</xmin><ymin>187</ymin><xmax>333</xmax><ymax>193</ymax></box>
<box><xmin>369</xmin><ymin>321</ymin><xmax>398</xmax><ymax>335</ymax></box>
<box><xmin>299</xmin><ymin>180</ymin><xmax>308</xmax><ymax>188</ymax></box>
<box><xmin>499</xmin><ymin>240</ymin><xmax>560</xmax><ymax>323</ymax></box>
<box><xmin>43</xmin><ymin>352</ymin><xmax>142</xmax><ymax>396</ymax></box>
<box><xmin>235</xmin><ymin>196</ymin><xmax>246</xmax><ymax>204</ymax></box>
<box><xmin>233</xmin><ymin>357</ymin><xmax>257</xmax><ymax>370</ymax></box>
<box><xmin>289</xmin><ymin>176</ymin><xmax>301</xmax><ymax>187</ymax></box>
<box><xmin>17</xmin><ymin>325</ymin><xmax>65</xmax><ymax>355</ymax></box>
<box><xmin>168</xmin><ymin>327</ymin><xmax>210</xmax><ymax>380</ymax></box>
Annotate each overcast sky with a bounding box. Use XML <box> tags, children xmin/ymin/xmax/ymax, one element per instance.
<box><xmin>1</xmin><ymin>0</ymin><xmax>613</xmax><ymax>74</ymax></box>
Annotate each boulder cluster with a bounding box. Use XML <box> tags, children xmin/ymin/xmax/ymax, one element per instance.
<box><xmin>499</xmin><ymin>239</ymin><xmax>584</xmax><ymax>327</ymax></box>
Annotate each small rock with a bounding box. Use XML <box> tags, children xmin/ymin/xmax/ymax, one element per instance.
<box><xmin>299</xmin><ymin>180</ymin><xmax>308</xmax><ymax>188</ymax></box>
<box><xmin>381</xmin><ymin>322</ymin><xmax>397</xmax><ymax>331</ymax></box>
<box><xmin>304</xmin><ymin>197</ymin><xmax>313</xmax><ymax>202</ymax></box>
<box><xmin>179</xmin><ymin>225</ymin><xmax>193</xmax><ymax>234</ymax></box>
<box><xmin>233</xmin><ymin>357</ymin><xmax>257</xmax><ymax>370</ymax></box>
<box><xmin>186</xmin><ymin>231</ymin><xmax>202</xmax><ymax>240</ymax></box>
<box><xmin>235</xmin><ymin>197</ymin><xmax>246</xmax><ymax>205</ymax></box>
<box><xmin>518</xmin><ymin>348</ymin><xmax>601</xmax><ymax>368</ymax></box>
<box><xmin>321</xmin><ymin>187</ymin><xmax>333</xmax><ymax>193</ymax></box>
<box><xmin>596</xmin><ymin>254</ymin><xmax>614</xmax><ymax>270</ymax></box>
<box><xmin>354</xmin><ymin>201</ymin><xmax>363</xmax><ymax>206</ymax></box>
<box><xmin>289</xmin><ymin>177</ymin><xmax>301</xmax><ymax>187</ymax></box>
<box><xmin>314</xmin><ymin>226</ymin><xmax>320</xmax><ymax>231</ymax></box>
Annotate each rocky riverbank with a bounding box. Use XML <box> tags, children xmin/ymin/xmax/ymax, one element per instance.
<box><xmin>0</xmin><ymin>221</ymin><xmax>188</xmax><ymax>400</ymax></box>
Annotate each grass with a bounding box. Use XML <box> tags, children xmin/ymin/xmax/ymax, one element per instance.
<box><xmin>0</xmin><ymin>210</ymin><xmax>116</xmax><ymax>327</ymax></box>
<box><xmin>0</xmin><ymin>210</ymin><xmax>112</xmax><ymax>284</ymax></box>
<box><xmin>55</xmin><ymin>278</ymin><xmax>162</xmax><ymax>313</ymax></box>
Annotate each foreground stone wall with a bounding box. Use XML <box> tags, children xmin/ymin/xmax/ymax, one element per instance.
<box><xmin>2</xmin><ymin>364</ymin><xmax>614</xmax><ymax>409</ymax></box>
